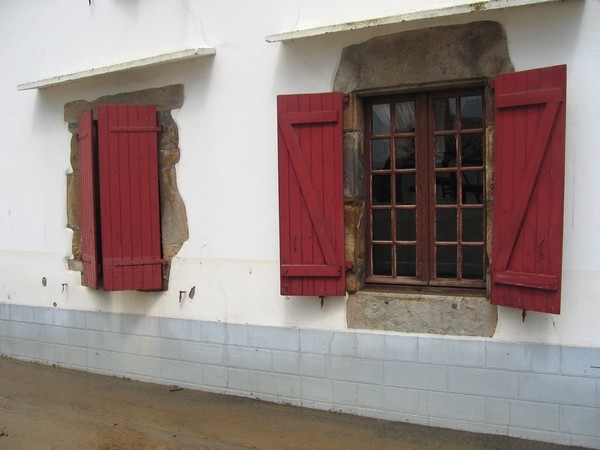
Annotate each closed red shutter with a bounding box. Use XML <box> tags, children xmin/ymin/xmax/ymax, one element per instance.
<box><xmin>97</xmin><ymin>104</ymin><xmax>164</xmax><ymax>291</ymax></box>
<box><xmin>491</xmin><ymin>65</ymin><xmax>566</xmax><ymax>314</ymax></box>
<box><xmin>79</xmin><ymin>109</ymin><xmax>100</xmax><ymax>288</ymax></box>
<box><xmin>277</xmin><ymin>93</ymin><xmax>345</xmax><ymax>297</ymax></box>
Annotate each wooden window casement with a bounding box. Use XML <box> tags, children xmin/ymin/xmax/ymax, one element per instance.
<box><xmin>79</xmin><ymin>104</ymin><xmax>164</xmax><ymax>291</ymax></box>
<box><xmin>365</xmin><ymin>89</ymin><xmax>486</xmax><ymax>289</ymax></box>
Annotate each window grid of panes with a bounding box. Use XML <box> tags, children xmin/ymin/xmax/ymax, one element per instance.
<box><xmin>366</xmin><ymin>90</ymin><xmax>486</xmax><ymax>288</ymax></box>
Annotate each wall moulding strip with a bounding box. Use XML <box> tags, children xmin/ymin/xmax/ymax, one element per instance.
<box><xmin>17</xmin><ymin>47</ymin><xmax>216</xmax><ymax>91</ymax></box>
<box><xmin>265</xmin><ymin>0</ymin><xmax>571</xmax><ymax>42</ymax></box>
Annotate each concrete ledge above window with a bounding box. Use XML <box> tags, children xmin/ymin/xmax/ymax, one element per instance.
<box><xmin>17</xmin><ymin>47</ymin><xmax>216</xmax><ymax>91</ymax></box>
<box><xmin>266</xmin><ymin>0</ymin><xmax>569</xmax><ymax>42</ymax></box>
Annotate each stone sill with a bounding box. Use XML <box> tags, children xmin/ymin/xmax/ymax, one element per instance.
<box><xmin>347</xmin><ymin>290</ymin><xmax>496</xmax><ymax>337</ymax></box>
<box><xmin>17</xmin><ymin>47</ymin><xmax>216</xmax><ymax>91</ymax></box>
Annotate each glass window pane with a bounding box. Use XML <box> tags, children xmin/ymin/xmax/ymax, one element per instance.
<box><xmin>460</xmin><ymin>95</ymin><xmax>483</xmax><ymax>129</ymax></box>
<box><xmin>436</xmin><ymin>246</ymin><xmax>457</xmax><ymax>278</ymax></box>
<box><xmin>372</xmin><ymin>245</ymin><xmax>392</xmax><ymax>276</ymax></box>
<box><xmin>372</xmin><ymin>104</ymin><xmax>390</xmax><ymax>135</ymax></box>
<box><xmin>461</xmin><ymin>171</ymin><xmax>483</xmax><ymax>205</ymax></box>
<box><xmin>435</xmin><ymin>136</ymin><xmax>456</xmax><ymax>168</ymax></box>
<box><xmin>396</xmin><ymin>173</ymin><xmax>416</xmax><ymax>205</ymax></box>
<box><xmin>396</xmin><ymin>209</ymin><xmax>416</xmax><ymax>241</ymax></box>
<box><xmin>371</xmin><ymin>174</ymin><xmax>391</xmax><ymax>205</ymax></box>
<box><xmin>436</xmin><ymin>209</ymin><xmax>457</xmax><ymax>242</ymax></box>
<box><xmin>461</xmin><ymin>133</ymin><xmax>483</xmax><ymax>167</ymax></box>
<box><xmin>462</xmin><ymin>209</ymin><xmax>484</xmax><ymax>242</ymax></box>
<box><xmin>372</xmin><ymin>139</ymin><xmax>391</xmax><ymax>169</ymax></box>
<box><xmin>462</xmin><ymin>246</ymin><xmax>484</xmax><ymax>279</ymax></box>
<box><xmin>396</xmin><ymin>245</ymin><xmax>416</xmax><ymax>277</ymax></box>
<box><xmin>394</xmin><ymin>101</ymin><xmax>415</xmax><ymax>132</ymax></box>
<box><xmin>436</xmin><ymin>173</ymin><xmax>457</xmax><ymax>205</ymax></box>
<box><xmin>395</xmin><ymin>138</ymin><xmax>415</xmax><ymax>169</ymax></box>
<box><xmin>434</xmin><ymin>98</ymin><xmax>456</xmax><ymax>131</ymax></box>
<box><xmin>372</xmin><ymin>210</ymin><xmax>391</xmax><ymax>241</ymax></box>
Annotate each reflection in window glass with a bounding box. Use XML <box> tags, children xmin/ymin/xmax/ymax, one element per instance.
<box><xmin>372</xmin><ymin>104</ymin><xmax>390</xmax><ymax>135</ymax></box>
<box><xmin>436</xmin><ymin>209</ymin><xmax>457</xmax><ymax>242</ymax></box>
<box><xmin>434</xmin><ymin>98</ymin><xmax>456</xmax><ymax>131</ymax></box>
<box><xmin>462</xmin><ymin>246</ymin><xmax>484</xmax><ymax>279</ymax></box>
<box><xmin>372</xmin><ymin>139</ymin><xmax>391</xmax><ymax>169</ymax></box>
<box><xmin>461</xmin><ymin>171</ymin><xmax>483</xmax><ymax>205</ymax></box>
<box><xmin>396</xmin><ymin>210</ymin><xmax>416</xmax><ymax>241</ymax></box>
<box><xmin>372</xmin><ymin>210</ymin><xmax>391</xmax><ymax>241</ymax></box>
<box><xmin>395</xmin><ymin>102</ymin><xmax>416</xmax><ymax>132</ymax></box>
<box><xmin>462</xmin><ymin>209</ymin><xmax>484</xmax><ymax>242</ymax></box>
<box><xmin>436</xmin><ymin>246</ymin><xmax>457</xmax><ymax>278</ymax></box>
<box><xmin>372</xmin><ymin>174</ymin><xmax>391</xmax><ymax>204</ymax></box>
<box><xmin>395</xmin><ymin>138</ymin><xmax>415</xmax><ymax>169</ymax></box>
<box><xmin>435</xmin><ymin>136</ymin><xmax>456</xmax><ymax>168</ymax></box>
<box><xmin>460</xmin><ymin>95</ymin><xmax>483</xmax><ymax>129</ymax></box>
<box><xmin>395</xmin><ymin>173</ymin><xmax>416</xmax><ymax>205</ymax></box>
<box><xmin>436</xmin><ymin>173</ymin><xmax>457</xmax><ymax>205</ymax></box>
<box><xmin>373</xmin><ymin>245</ymin><xmax>392</xmax><ymax>275</ymax></box>
<box><xmin>396</xmin><ymin>245</ymin><xmax>416</xmax><ymax>277</ymax></box>
<box><xmin>461</xmin><ymin>133</ymin><xmax>483</xmax><ymax>167</ymax></box>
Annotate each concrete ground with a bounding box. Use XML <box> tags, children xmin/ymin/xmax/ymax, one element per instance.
<box><xmin>0</xmin><ymin>357</ymin><xmax>585</xmax><ymax>450</ymax></box>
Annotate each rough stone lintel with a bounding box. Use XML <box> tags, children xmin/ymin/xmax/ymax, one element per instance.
<box><xmin>64</xmin><ymin>84</ymin><xmax>184</xmax><ymax>123</ymax></box>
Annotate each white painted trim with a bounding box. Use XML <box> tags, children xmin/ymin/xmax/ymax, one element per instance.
<box><xmin>265</xmin><ymin>0</ymin><xmax>569</xmax><ymax>42</ymax></box>
<box><xmin>17</xmin><ymin>47</ymin><xmax>216</xmax><ymax>91</ymax></box>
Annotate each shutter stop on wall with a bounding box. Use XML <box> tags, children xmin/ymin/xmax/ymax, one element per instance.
<box><xmin>522</xmin><ymin>309</ymin><xmax>527</xmax><ymax>322</ymax></box>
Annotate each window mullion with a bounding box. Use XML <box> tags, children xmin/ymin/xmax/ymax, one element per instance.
<box><xmin>415</xmin><ymin>93</ymin><xmax>431</xmax><ymax>282</ymax></box>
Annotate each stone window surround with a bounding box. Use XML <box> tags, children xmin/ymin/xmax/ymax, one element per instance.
<box><xmin>65</xmin><ymin>84</ymin><xmax>189</xmax><ymax>291</ymax></box>
<box><xmin>334</xmin><ymin>21</ymin><xmax>514</xmax><ymax>336</ymax></box>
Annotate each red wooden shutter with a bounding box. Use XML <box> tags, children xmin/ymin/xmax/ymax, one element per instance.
<box><xmin>79</xmin><ymin>109</ymin><xmax>100</xmax><ymax>288</ymax></box>
<box><xmin>491</xmin><ymin>65</ymin><xmax>566</xmax><ymax>314</ymax></box>
<box><xmin>277</xmin><ymin>92</ymin><xmax>346</xmax><ymax>297</ymax></box>
<box><xmin>97</xmin><ymin>104</ymin><xmax>164</xmax><ymax>291</ymax></box>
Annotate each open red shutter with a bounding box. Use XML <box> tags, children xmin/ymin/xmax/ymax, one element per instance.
<box><xmin>277</xmin><ymin>92</ymin><xmax>345</xmax><ymax>297</ymax></box>
<box><xmin>97</xmin><ymin>104</ymin><xmax>164</xmax><ymax>291</ymax></box>
<box><xmin>491</xmin><ymin>65</ymin><xmax>566</xmax><ymax>314</ymax></box>
<box><xmin>79</xmin><ymin>109</ymin><xmax>100</xmax><ymax>288</ymax></box>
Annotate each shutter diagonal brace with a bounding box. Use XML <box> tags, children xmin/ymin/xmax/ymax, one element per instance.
<box><xmin>279</xmin><ymin>110</ymin><xmax>340</xmax><ymax>272</ymax></box>
<box><xmin>493</xmin><ymin>89</ymin><xmax>563</xmax><ymax>291</ymax></box>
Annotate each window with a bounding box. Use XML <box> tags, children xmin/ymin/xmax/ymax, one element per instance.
<box><xmin>79</xmin><ymin>104</ymin><xmax>164</xmax><ymax>291</ymax></box>
<box><xmin>276</xmin><ymin>64</ymin><xmax>566</xmax><ymax>314</ymax></box>
<box><xmin>365</xmin><ymin>90</ymin><xmax>486</xmax><ymax>289</ymax></box>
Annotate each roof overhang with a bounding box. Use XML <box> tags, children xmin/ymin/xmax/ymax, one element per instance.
<box><xmin>266</xmin><ymin>0</ymin><xmax>570</xmax><ymax>42</ymax></box>
<box><xmin>17</xmin><ymin>47</ymin><xmax>216</xmax><ymax>91</ymax></box>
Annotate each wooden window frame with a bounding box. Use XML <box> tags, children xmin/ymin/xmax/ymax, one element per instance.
<box><xmin>364</xmin><ymin>88</ymin><xmax>487</xmax><ymax>290</ymax></box>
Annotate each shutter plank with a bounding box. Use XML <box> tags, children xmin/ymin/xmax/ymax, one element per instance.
<box><xmin>98</xmin><ymin>104</ymin><xmax>163</xmax><ymax>291</ymax></box>
<box><xmin>491</xmin><ymin>65</ymin><xmax>566</xmax><ymax>314</ymax></box>
<box><xmin>79</xmin><ymin>109</ymin><xmax>100</xmax><ymax>288</ymax></box>
<box><xmin>277</xmin><ymin>92</ymin><xmax>345</xmax><ymax>297</ymax></box>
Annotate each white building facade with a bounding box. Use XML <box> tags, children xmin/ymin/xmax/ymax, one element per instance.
<box><xmin>1</xmin><ymin>0</ymin><xmax>599</xmax><ymax>446</ymax></box>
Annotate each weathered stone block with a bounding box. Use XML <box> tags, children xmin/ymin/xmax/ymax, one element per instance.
<box><xmin>347</xmin><ymin>291</ymin><xmax>497</xmax><ymax>337</ymax></box>
<box><xmin>159</xmin><ymin>167</ymin><xmax>189</xmax><ymax>247</ymax></box>
<box><xmin>64</xmin><ymin>84</ymin><xmax>184</xmax><ymax>123</ymax></box>
<box><xmin>66</xmin><ymin>173</ymin><xmax>80</xmax><ymax>231</ymax></box>
<box><xmin>343</xmin><ymin>131</ymin><xmax>364</xmax><ymax>200</ymax></box>
<box><xmin>342</xmin><ymin>93</ymin><xmax>363</xmax><ymax>132</ymax></box>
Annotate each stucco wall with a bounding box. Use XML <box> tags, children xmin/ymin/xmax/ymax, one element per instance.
<box><xmin>0</xmin><ymin>0</ymin><xmax>598</xmax><ymax>345</ymax></box>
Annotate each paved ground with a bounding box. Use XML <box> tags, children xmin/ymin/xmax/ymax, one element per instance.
<box><xmin>0</xmin><ymin>357</ymin><xmax>585</xmax><ymax>450</ymax></box>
